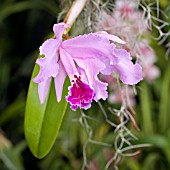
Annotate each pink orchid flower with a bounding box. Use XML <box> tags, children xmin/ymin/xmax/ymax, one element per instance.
<box><xmin>33</xmin><ymin>22</ymin><xmax>142</xmax><ymax>111</ymax></box>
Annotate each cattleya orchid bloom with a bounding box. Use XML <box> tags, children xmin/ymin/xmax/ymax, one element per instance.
<box><xmin>33</xmin><ymin>22</ymin><xmax>143</xmax><ymax>111</ymax></box>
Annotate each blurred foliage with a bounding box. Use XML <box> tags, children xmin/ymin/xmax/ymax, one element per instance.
<box><xmin>0</xmin><ymin>0</ymin><xmax>170</xmax><ymax>170</ymax></box>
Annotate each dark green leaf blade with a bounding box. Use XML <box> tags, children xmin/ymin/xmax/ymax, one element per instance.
<box><xmin>24</xmin><ymin>64</ymin><xmax>69</xmax><ymax>158</ymax></box>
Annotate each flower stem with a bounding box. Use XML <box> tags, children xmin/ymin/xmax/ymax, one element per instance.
<box><xmin>63</xmin><ymin>0</ymin><xmax>88</xmax><ymax>36</ymax></box>
<box><xmin>64</xmin><ymin>0</ymin><xmax>87</xmax><ymax>26</ymax></box>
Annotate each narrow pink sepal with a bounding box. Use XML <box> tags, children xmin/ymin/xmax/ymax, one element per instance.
<box><xmin>54</xmin><ymin>61</ymin><xmax>67</xmax><ymax>102</ymax></box>
<box><xmin>38</xmin><ymin>78</ymin><xmax>51</xmax><ymax>104</ymax></box>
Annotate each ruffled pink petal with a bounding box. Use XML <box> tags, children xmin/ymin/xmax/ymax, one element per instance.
<box><xmin>53</xmin><ymin>23</ymin><xmax>70</xmax><ymax>42</ymax></box>
<box><xmin>40</xmin><ymin>39</ymin><xmax>60</xmax><ymax>58</ymax></box>
<box><xmin>38</xmin><ymin>78</ymin><xmax>51</xmax><ymax>104</ymax></box>
<box><xmin>113</xmin><ymin>48</ymin><xmax>143</xmax><ymax>85</ymax></box>
<box><xmin>95</xmin><ymin>31</ymin><xmax>126</xmax><ymax>44</ymax></box>
<box><xmin>39</xmin><ymin>39</ymin><xmax>60</xmax><ymax>78</ymax></box>
<box><xmin>75</xmin><ymin>58</ymin><xmax>108</xmax><ymax>101</ymax></box>
<box><xmin>62</xmin><ymin>33</ymin><xmax>114</xmax><ymax>63</ymax></box>
<box><xmin>100</xmin><ymin>44</ymin><xmax>119</xmax><ymax>75</ymax></box>
<box><xmin>33</xmin><ymin>58</ymin><xmax>46</xmax><ymax>83</ymax></box>
<box><xmin>54</xmin><ymin>61</ymin><xmax>67</xmax><ymax>102</ymax></box>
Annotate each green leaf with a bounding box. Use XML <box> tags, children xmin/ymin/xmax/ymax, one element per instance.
<box><xmin>24</xmin><ymin>63</ymin><xmax>69</xmax><ymax>159</ymax></box>
<box><xmin>142</xmin><ymin>153</ymin><xmax>161</xmax><ymax>170</ymax></box>
<box><xmin>139</xmin><ymin>81</ymin><xmax>154</xmax><ymax>134</ymax></box>
<box><xmin>0</xmin><ymin>141</ymin><xmax>26</xmax><ymax>170</ymax></box>
<box><xmin>137</xmin><ymin>134</ymin><xmax>170</xmax><ymax>166</ymax></box>
<box><xmin>0</xmin><ymin>149</ymin><xmax>24</xmax><ymax>170</ymax></box>
<box><xmin>159</xmin><ymin>64</ymin><xmax>170</xmax><ymax>133</ymax></box>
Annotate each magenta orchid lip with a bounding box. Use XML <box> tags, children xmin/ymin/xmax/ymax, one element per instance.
<box><xmin>66</xmin><ymin>75</ymin><xmax>95</xmax><ymax>111</ymax></box>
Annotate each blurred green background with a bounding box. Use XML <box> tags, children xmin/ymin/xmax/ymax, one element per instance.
<box><xmin>0</xmin><ymin>0</ymin><xmax>170</xmax><ymax>169</ymax></box>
